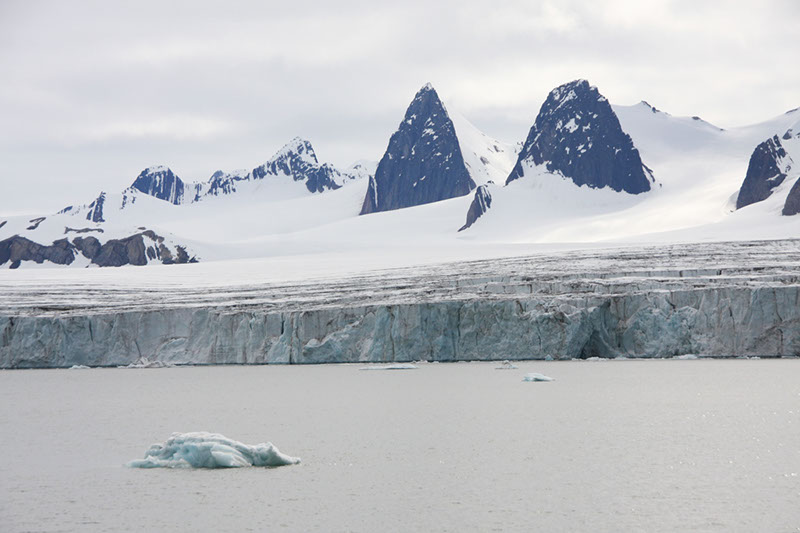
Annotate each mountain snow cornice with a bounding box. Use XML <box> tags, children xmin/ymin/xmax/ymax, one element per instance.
<box><xmin>506</xmin><ymin>79</ymin><xmax>653</xmax><ymax>194</ymax></box>
<box><xmin>360</xmin><ymin>83</ymin><xmax>475</xmax><ymax>214</ymax></box>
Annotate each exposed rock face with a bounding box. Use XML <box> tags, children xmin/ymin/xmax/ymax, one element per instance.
<box><xmin>0</xmin><ymin>236</ymin><xmax>75</xmax><ymax>269</ymax></box>
<box><xmin>26</xmin><ymin>217</ymin><xmax>46</xmax><ymax>230</ymax></box>
<box><xmin>459</xmin><ymin>185</ymin><xmax>492</xmax><ymax>231</ymax></box>
<box><xmin>507</xmin><ymin>79</ymin><xmax>652</xmax><ymax>194</ymax></box>
<box><xmin>251</xmin><ymin>138</ymin><xmax>343</xmax><ymax>193</ymax></box>
<box><xmin>131</xmin><ymin>166</ymin><xmax>188</xmax><ymax>205</ymax></box>
<box><xmin>64</xmin><ymin>227</ymin><xmax>104</xmax><ymax>234</ymax></box>
<box><xmin>203</xmin><ymin>170</ymin><xmax>240</xmax><ymax>198</ymax></box>
<box><xmin>72</xmin><ymin>236</ymin><xmax>101</xmax><ymax>259</ymax></box>
<box><xmin>0</xmin><ymin>231</ymin><xmax>197</xmax><ymax>268</ymax></box>
<box><xmin>91</xmin><ymin>234</ymin><xmax>148</xmax><ymax>266</ymax></box>
<box><xmin>86</xmin><ymin>192</ymin><xmax>106</xmax><ymax>223</ymax></box>
<box><xmin>782</xmin><ymin>180</ymin><xmax>800</xmax><ymax>215</ymax></box>
<box><xmin>361</xmin><ymin>83</ymin><xmax>475</xmax><ymax>214</ymax></box>
<box><xmin>736</xmin><ymin>135</ymin><xmax>792</xmax><ymax>210</ymax></box>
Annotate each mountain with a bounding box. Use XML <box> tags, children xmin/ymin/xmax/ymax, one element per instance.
<box><xmin>506</xmin><ymin>79</ymin><xmax>653</xmax><ymax>194</ymax></box>
<box><xmin>0</xmin><ymin>137</ymin><xmax>371</xmax><ymax>268</ymax></box>
<box><xmin>131</xmin><ymin>166</ymin><xmax>190</xmax><ymax>205</ymax></box>
<box><xmin>0</xmin><ymin>229</ymin><xmax>195</xmax><ymax>268</ymax></box>
<box><xmin>458</xmin><ymin>184</ymin><xmax>492</xmax><ymax>232</ymax></box>
<box><xmin>735</xmin><ymin>124</ymin><xmax>800</xmax><ymax>214</ymax></box>
<box><xmin>361</xmin><ymin>83</ymin><xmax>513</xmax><ymax>214</ymax></box>
<box><xmin>3</xmin><ymin>82</ymin><xmax>800</xmax><ymax>270</ymax></box>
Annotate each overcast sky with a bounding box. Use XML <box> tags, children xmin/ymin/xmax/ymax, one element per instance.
<box><xmin>1</xmin><ymin>0</ymin><xmax>798</xmax><ymax>215</ymax></box>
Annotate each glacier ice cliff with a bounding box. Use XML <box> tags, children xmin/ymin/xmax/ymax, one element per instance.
<box><xmin>2</xmin><ymin>240</ymin><xmax>800</xmax><ymax>368</ymax></box>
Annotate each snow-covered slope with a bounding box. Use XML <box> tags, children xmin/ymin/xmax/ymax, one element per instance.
<box><xmin>457</xmin><ymin>94</ymin><xmax>800</xmax><ymax>244</ymax></box>
<box><xmin>0</xmin><ymin>136</ymin><xmax>373</xmax><ymax>267</ymax></box>
<box><xmin>449</xmin><ymin>110</ymin><xmax>518</xmax><ymax>186</ymax></box>
<box><xmin>2</xmin><ymin>83</ymin><xmax>800</xmax><ymax>269</ymax></box>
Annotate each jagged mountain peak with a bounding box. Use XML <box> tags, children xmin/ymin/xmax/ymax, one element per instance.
<box><xmin>268</xmin><ymin>137</ymin><xmax>318</xmax><ymax>166</ymax></box>
<box><xmin>360</xmin><ymin>83</ymin><xmax>474</xmax><ymax>214</ymax></box>
<box><xmin>131</xmin><ymin>166</ymin><xmax>186</xmax><ymax>205</ymax></box>
<box><xmin>403</xmin><ymin>83</ymin><xmax>449</xmax><ymax>123</ymax></box>
<box><xmin>507</xmin><ymin>79</ymin><xmax>653</xmax><ymax>194</ymax></box>
<box><xmin>736</xmin><ymin>133</ymin><xmax>794</xmax><ymax>211</ymax></box>
<box><xmin>413</xmin><ymin>82</ymin><xmax>438</xmax><ymax>101</ymax></box>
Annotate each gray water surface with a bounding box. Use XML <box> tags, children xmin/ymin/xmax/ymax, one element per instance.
<box><xmin>1</xmin><ymin>360</ymin><xmax>798</xmax><ymax>532</ymax></box>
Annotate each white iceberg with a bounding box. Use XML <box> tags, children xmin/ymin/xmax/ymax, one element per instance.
<box><xmin>672</xmin><ymin>354</ymin><xmax>699</xmax><ymax>360</ymax></box>
<box><xmin>522</xmin><ymin>372</ymin><xmax>555</xmax><ymax>382</ymax></box>
<box><xmin>359</xmin><ymin>363</ymin><xmax>418</xmax><ymax>370</ymax></box>
<box><xmin>495</xmin><ymin>360</ymin><xmax>518</xmax><ymax>370</ymax></box>
<box><xmin>69</xmin><ymin>364</ymin><xmax>90</xmax><ymax>369</ymax></box>
<box><xmin>127</xmin><ymin>432</ymin><xmax>301</xmax><ymax>469</ymax></box>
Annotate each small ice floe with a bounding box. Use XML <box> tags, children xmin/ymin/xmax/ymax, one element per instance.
<box><xmin>118</xmin><ymin>357</ymin><xmax>175</xmax><ymax>369</ymax></box>
<box><xmin>522</xmin><ymin>372</ymin><xmax>555</xmax><ymax>382</ymax></box>
<box><xmin>359</xmin><ymin>363</ymin><xmax>418</xmax><ymax>371</ymax></box>
<box><xmin>496</xmin><ymin>360</ymin><xmax>519</xmax><ymax>370</ymax></box>
<box><xmin>672</xmin><ymin>354</ymin><xmax>699</xmax><ymax>360</ymax></box>
<box><xmin>127</xmin><ymin>432</ymin><xmax>301</xmax><ymax>469</ymax></box>
<box><xmin>69</xmin><ymin>364</ymin><xmax>90</xmax><ymax>369</ymax></box>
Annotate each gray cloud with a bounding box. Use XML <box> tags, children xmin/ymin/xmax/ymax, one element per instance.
<box><xmin>1</xmin><ymin>0</ymin><xmax>798</xmax><ymax>214</ymax></box>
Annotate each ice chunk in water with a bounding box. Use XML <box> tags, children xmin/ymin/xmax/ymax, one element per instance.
<box><xmin>496</xmin><ymin>360</ymin><xmax>518</xmax><ymax>370</ymax></box>
<box><xmin>127</xmin><ymin>432</ymin><xmax>301</xmax><ymax>468</ymax></box>
<box><xmin>522</xmin><ymin>372</ymin><xmax>554</xmax><ymax>382</ymax></box>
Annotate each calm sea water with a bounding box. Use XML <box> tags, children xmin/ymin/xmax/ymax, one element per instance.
<box><xmin>1</xmin><ymin>360</ymin><xmax>798</xmax><ymax>532</ymax></box>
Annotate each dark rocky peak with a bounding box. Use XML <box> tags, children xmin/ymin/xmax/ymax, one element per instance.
<box><xmin>131</xmin><ymin>166</ymin><xmax>186</xmax><ymax>205</ymax></box>
<box><xmin>736</xmin><ymin>135</ymin><xmax>792</xmax><ymax>210</ymax></box>
<box><xmin>86</xmin><ymin>192</ymin><xmax>106</xmax><ymax>223</ymax></box>
<box><xmin>506</xmin><ymin>79</ymin><xmax>653</xmax><ymax>194</ymax></box>
<box><xmin>251</xmin><ymin>137</ymin><xmax>341</xmax><ymax>193</ymax></box>
<box><xmin>203</xmin><ymin>169</ymin><xmax>248</xmax><ymax>198</ymax></box>
<box><xmin>458</xmin><ymin>184</ymin><xmax>492</xmax><ymax>232</ymax></box>
<box><xmin>253</xmin><ymin>137</ymin><xmax>318</xmax><ymax>178</ymax></box>
<box><xmin>360</xmin><ymin>83</ymin><xmax>475</xmax><ymax>214</ymax></box>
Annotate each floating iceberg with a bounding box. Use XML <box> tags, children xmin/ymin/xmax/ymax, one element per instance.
<box><xmin>672</xmin><ymin>354</ymin><xmax>699</xmax><ymax>360</ymax></box>
<box><xmin>69</xmin><ymin>364</ymin><xmax>90</xmax><ymax>369</ymax></box>
<box><xmin>522</xmin><ymin>372</ymin><xmax>555</xmax><ymax>382</ymax></box>
<box><xmin>496</xmin><ymin>360</ymin><xmax>519</xmax><ymax>370</ymax></box>
<box><xmin>359</xmin><ymin>363</ymin><xmax>418</xmax><ymax>370</ymax></box>
<box><xmin>127</xmin><ymin>432</ymin><xmax>301</xmax><ymax>469</ymax></box>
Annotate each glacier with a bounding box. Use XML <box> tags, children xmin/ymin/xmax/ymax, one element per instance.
<box><xmin>2</xmin><ymin>240</ymin><xmax>800</xmax><ymax>368</ymax></box>
<box><xmin>127</xmin><ymin>432</ymin><xmax>301</xmax><ymax>469</ymax></box>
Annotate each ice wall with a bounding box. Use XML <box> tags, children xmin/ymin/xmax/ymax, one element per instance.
<box><xmin>2</xmin><ymin>283</ymin><xmax>800</xmax><ymax>368</ymax></box>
